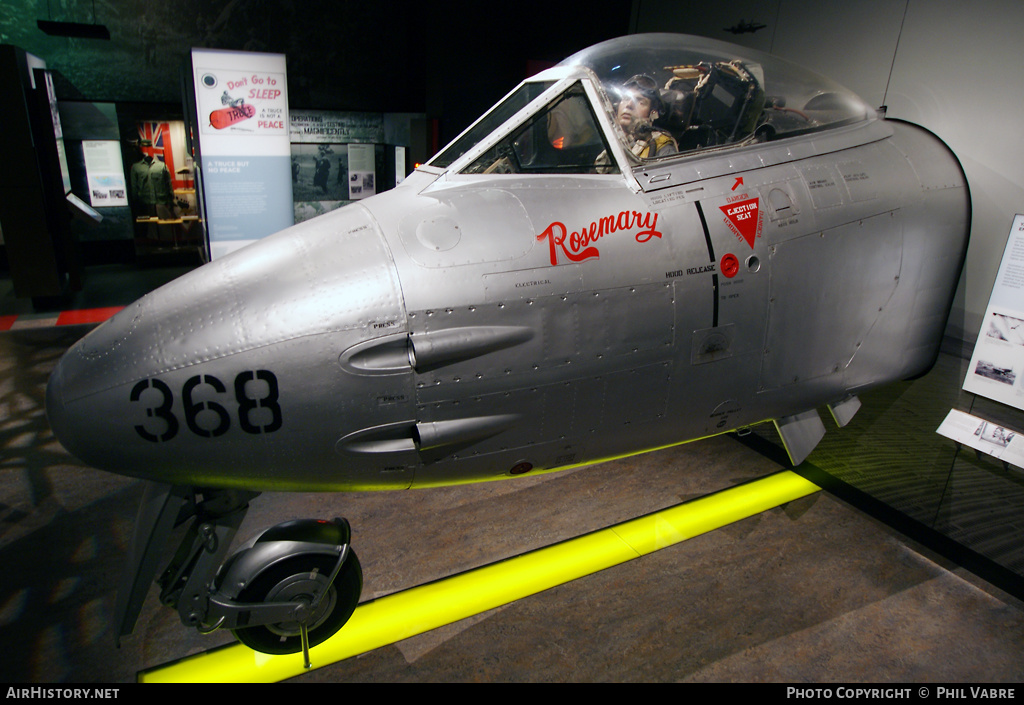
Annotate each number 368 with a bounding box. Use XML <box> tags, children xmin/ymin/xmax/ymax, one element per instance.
<box><xmin>130</xmin><ymin>370</ymin><xmax>282</xmax><ymax>442</ymax></box>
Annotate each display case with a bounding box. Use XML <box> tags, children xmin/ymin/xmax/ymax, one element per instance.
<box><xmin>126</xmin><ymin>119</ymin><xmax>202</xmax><ymax>257</ymax></box>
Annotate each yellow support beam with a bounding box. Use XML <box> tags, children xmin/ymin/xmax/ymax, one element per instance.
<box><xmin>139</xmin><ymin>470</ymin><xmax>819</xmax><ymax>683</ymax></box>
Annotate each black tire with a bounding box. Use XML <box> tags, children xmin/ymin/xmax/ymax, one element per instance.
<box><xmin>232</xmin><ymin>549</ymin><xmax>362</xmax><ymax>655</ymax></box>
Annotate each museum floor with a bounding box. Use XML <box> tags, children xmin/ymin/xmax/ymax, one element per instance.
<box><xmin>1</xmin><ymin>266</ymin><xmax>1023</xmax><ymax>683</ymax></box>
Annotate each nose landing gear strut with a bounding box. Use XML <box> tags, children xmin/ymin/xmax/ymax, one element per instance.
<box><xmin>115</xmin><ymin>484</ymin><xmax>362</xmax><ymax>666</ymax></box>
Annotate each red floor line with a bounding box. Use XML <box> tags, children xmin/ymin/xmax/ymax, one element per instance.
<box><xmin>0</xmin><ymin>307</ymin><xmax>125</xmax><ymax>330</ymax></box>
<box><xmin>55</xmin><ymin>306</ymin><xmax>125</xmax><ymax>326</ymax></box>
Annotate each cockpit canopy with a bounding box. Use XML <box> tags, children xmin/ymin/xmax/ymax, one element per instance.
<box><xmin>428</xmin><ymin>34</ymin><xmax>875</xmax><ymax>174</ymax></box>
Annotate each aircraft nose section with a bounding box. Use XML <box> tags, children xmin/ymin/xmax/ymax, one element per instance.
<box><xmin>45</xmin><ymin>296</ymin><xmax>160</xmax><ymax>467</ymax></box>
<box><xmin>45</xmin><ymin>204</ymin><xmax>408</xmax><ymax>482</ymax></box>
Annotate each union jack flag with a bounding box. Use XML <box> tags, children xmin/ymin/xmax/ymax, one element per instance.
<box><xmin>138</xmin><ymin>122</ymin><xmax>166</xmax><ymax>162</ymax></box>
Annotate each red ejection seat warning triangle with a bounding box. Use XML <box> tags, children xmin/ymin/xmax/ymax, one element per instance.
<box><xmin>720</xmin><ymin>197</ymin><xmax>760</xmax><ymax>248</ymax></box>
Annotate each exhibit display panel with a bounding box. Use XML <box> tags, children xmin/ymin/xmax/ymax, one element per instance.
<box><xmin>81</xmin><ymin>140</ymin><xmax>129</xmax><ymax>208</ymax></box>
<box><xmin>188</xmin><ymin>48</ymin><xmax>294</xmax><ymax>260</ymax></box>
<box><xmin>964</xmin><ymin>215</ymin><xmax>1024</xmax><ymax>411</ymax></box>
<box><xmin>288</xmin><ymin>110</ymin><xmax>403</xmax><ymax>224</ymax></box>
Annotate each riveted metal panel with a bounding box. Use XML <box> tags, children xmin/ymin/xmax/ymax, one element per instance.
<box><xmin>761</xmin><ymin>211</ymin><xmax>903</xmax><ymax>390</ymax></box>
<box><xmin>398</xmin><ymin>188</ymin><xmax>535</xmax><ymax>267</ymax></box>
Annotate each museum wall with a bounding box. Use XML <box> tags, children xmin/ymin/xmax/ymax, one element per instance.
<box><xmin>634</xmin><ymin>0</ymin><xmax>1024</xmax><ymax>347</ymax></box>
<box><xmin>0</xmin><ymin>0</ymin><xmax>426</xmax><ymax>112</ymax></box>
<box><xmin>0</xmin><ymin>0</ymin><xmax>630</xmax><ymax>264</ymax></box>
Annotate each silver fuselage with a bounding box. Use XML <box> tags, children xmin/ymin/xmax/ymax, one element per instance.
<box><xmin>46</xmin><ymin>39</ymin><xmax>970</xmax><ymax>493</ymax></box>
<box><xmin>46</xmin><ymin>120</ymin><xmax>969</xmax><ymax>491</ymax></box>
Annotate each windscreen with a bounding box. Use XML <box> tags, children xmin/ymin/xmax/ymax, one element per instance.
<box><xmin>429</xmin><ymin>81</ymin><xmax>555</xmax><ymax>169</ymax></box>
<box><xmin>463</xmin><ymin>83</ymin><xmax>617</xmax><ymax>175</ymax></box>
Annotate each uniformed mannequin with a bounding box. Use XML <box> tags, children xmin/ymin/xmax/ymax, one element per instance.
<box><xmin>130</xmin><ymin>139</ymin><xmax>174</xmax><ymax>216</ymax></box>
<box><xmin>130</xmin><ymin>139</ymin><xmax>175</xmax><ymax>244</ymax></box>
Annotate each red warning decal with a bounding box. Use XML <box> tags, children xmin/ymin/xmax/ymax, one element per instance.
<box><xmin>720</xmin><ymin>197</ymin><xmax>762</xmax><ymax>249</ymax></box>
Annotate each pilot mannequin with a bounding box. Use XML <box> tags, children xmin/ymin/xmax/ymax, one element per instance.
<box><xmin>615</xmin><ymin>74</ymin><xmax>677</xmax><ymax>159</ymax></box>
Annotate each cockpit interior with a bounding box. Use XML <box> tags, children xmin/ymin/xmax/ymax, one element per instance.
<box><xmin>428</xmin><ymin>34</ymin><xmax>875</xmax><ymax>176</ymax></box>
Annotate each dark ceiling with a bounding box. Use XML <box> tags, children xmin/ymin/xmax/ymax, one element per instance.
<box><xmin>2</xmin><ymin>0</ymin><xmax>632</xmax><ymax>142</ymax></box>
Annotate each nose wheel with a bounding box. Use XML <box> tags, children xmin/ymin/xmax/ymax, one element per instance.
<box><xmin>232</xmin><ymin>550</ymin><xmax>362</xmax><ymax>655</ymax></box>
<box><xmin>116</xmin><ymin>486</ymin><xmax>365</xmax><ymax>660</ymax></box>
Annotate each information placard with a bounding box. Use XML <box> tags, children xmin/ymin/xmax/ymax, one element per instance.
<box><xmin>82</xmin><ymin>140</ymin><xmax>128</xmax><ymax>207</ymax></box>
<box><xmin>347</xmin><ymin>143</ymin><xmax>375</xmax><ymax>200</ymax></box>
<box><xmin>964</xmin><ymin>214</ymin><xmax>1024</xmax><ymax>410</ymax></box>
<box><xmin>395</xmin><ymin>145</ymin><xmax>406</xmax><ymax>187</ymax></box>
<box><xmin>192</xmin><ymin>49</ymin><xmax>293</xmax><ymax>259</ymax></box>
<box><xmin>936</xmin><ymin>409</ymin><xmax>1024</xmax><ymax>469</ymax></box>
